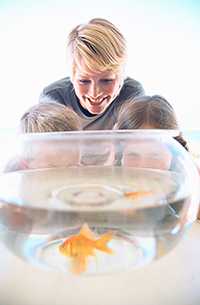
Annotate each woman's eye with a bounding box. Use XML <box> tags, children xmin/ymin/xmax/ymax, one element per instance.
<box><xmin>100</xmin><ymin>79</ymin><xmax>114</xmax><ymax>84</ymax></box>
<box><xmin>79</xmin><ymin>79</ymin><xmax>90</xmax><ymax>84</ymax></box>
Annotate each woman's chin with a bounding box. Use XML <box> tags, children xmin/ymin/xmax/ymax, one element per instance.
<box><xmin>88</xmin><ymin>101</ymin><xmax>113</xmax><ymax>115</ymax></box>
<box><xmin>87</xmin><ymin>105</ymin><xmax>105</xmax><ymax>115</ymax></box>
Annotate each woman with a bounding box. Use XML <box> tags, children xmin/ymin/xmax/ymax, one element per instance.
<box><xmin>40</xmin><ymin>18</ymin><xmax>144</xmax><ymax>130</ymax></box>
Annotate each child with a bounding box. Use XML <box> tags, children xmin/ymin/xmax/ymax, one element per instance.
<box><xmin>20</xmin><ymin>101</ymin><xmax>81</xmax><ymax>133</ymax></box>
<box><xmin>115</xmin><ymin>95</ymin><xmax>188</xmax><ymax>149</ymax></box>
<box><xmin>114</xmin><ymin>95</ymin><xmax>188</xmax><ymax>169</ymax></box>
<box><xmin>5</xmin><ymin>101</ymin><xmax>81</xmax><ymax>171</ymax></box>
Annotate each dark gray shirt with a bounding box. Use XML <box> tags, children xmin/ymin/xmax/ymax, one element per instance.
<box><xmin>40</xmin><ymin>77</ymin><xmax>144</xmax><ymax>130</ymax></box>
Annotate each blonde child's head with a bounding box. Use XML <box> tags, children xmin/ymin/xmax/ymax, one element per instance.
<box><xmin>19</xmin><ymin>101</ymin><xmax>81</xmax><ymax>169</ymax></box>
<box><xmin>20</xmin><ymin>101</ymin><xmax>81</xmax><ymax>133</ymax></box>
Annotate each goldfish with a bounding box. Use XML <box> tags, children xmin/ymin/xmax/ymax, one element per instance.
<box><xmin>59</xmin><ymin>223</ymin><xmax>113</xmax><ymax>274</ymax></box>
<box><xmin>124</xmin><ymin>191</ymin><xmax>152</xmax><ymax>200</ymax></box>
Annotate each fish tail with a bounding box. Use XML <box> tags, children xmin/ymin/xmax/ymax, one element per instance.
<box><xmin>71</xmin><ymin>255</ymin><xmax>87</xmax><ymax>274</ymax></box>
<box><xmin>95</xmin><ymin>231</ymin><xmax>113</xmax><ymax>254</ymax></box>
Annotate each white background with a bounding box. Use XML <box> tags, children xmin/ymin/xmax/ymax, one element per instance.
<box><xmin>0</xmin><ymin>0</ymin><xmax>200</xmax><ymax>130</ymax></box>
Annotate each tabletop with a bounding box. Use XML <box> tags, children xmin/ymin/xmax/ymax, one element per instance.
<box><xmin>0</xmin><ymin>221</ymin><xmax>200</xmax><ymax>305</ymax></box>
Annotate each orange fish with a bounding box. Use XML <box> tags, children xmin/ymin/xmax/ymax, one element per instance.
<box><xmin>124</xmin><ymin>191</ymin><xmax>152</xmax><ymax>200</ymax></box>
<box><xmin>59</xmin><ymin>223</ymin><xmax>113</xmax><ymax>274</ymax></box>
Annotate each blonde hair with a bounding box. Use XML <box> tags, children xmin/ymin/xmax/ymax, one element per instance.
<box><xmin>20</xmin><ymin>101</ymin><xmax>81</xmax><ymax>133</ymax></box>
<box><xmin>115</xmin><ymin>95</ymin><xmax>189</xmax><ymax>150</ymax></box>
<box><xmin>68</xmin><ymin>18</ymin><xmax>126</xmax><ymax>75</ymax></box>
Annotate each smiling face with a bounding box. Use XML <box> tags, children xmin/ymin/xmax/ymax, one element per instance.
<box><xmin>72</xmin><ymin>63</ymin><xmax>122</xmax><ymax>115</ymax></box>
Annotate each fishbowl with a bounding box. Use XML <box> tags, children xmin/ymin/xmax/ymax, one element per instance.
<box><xmin>0</xmin><ymin>130</ymin><xmax>199</xmax><ymax>275</ymax></box>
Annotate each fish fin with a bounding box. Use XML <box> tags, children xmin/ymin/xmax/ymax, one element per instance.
<box><xmin>79</xmin><ymin>223</ymin><xmax>96</xmax><ymax>240</ymax></box>
<box><xmin>59</xmin><ymin>241</ymin><xmax>71</xmax><ymax>257</ymax></box>
<box><xmin>125</xmin><ymin>191</ymin><xmax>152</xmax><ymax>199</ymax></box>
<box><xmin>59</xmin><ymin>244</ymin><xmax>65</xmax><ymax>255</ymax></box>
<box><xmin>71</xmin><ymin>255</ymin><xmax>87</xmax><ymax>274</ymax></box>
<box><xmin>95</xmin><ymin>231</ymin><xmax>113</xmax><ymax>254</ymax></box>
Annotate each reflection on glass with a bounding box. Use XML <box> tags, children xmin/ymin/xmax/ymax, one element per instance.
<box><xmin>0</xmin><ymin>130</ymin><xmax>199</xmax><ymax>275</ymax></box>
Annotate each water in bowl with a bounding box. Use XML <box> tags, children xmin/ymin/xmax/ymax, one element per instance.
<box><xmin>0</xmin><ymin>166</ymin><xmax>190</xmax><ymax>275</ymax></box>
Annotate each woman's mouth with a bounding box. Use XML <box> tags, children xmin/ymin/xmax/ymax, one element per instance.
<box><xmin>87</xmin><ymin>97</ymin><xmax>108</xmax><ymax>106</ymax></box>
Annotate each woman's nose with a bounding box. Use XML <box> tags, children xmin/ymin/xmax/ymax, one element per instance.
<box><xmin>88</xmin><ymin>84</ymin><xmax>101</xmax><ymax>99</ymax></box>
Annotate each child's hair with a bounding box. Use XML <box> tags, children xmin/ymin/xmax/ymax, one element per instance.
<box><xmin>115</xmin><ymin>95</ymin><xmax>188</xmax><ymax>151</ymax></box>
<box><xmin>20</xmin><ymin>101</ymin><xmax>81</xmax><ymax>133</ymax></box>
<box><xmin>68</xmin><ymin>18</ymin><xmax>126</xmax><ymax>75</ymax></box>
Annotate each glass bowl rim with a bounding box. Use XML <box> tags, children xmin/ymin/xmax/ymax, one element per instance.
<box><xmin>20</xmin><ymin>129</ymin><xmax>180</xmax><ymax>141</ymax></box>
